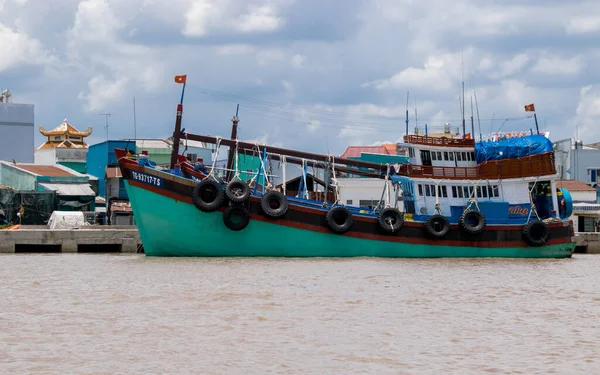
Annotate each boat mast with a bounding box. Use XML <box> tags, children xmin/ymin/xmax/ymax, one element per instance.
<box><xmin>170</xmin><ymin>75</ymin><xmax>187</xmax><ymax>169</ymax></box>
<box><xmin>405</xmin><ymin>91</ymin><xmax>409</xmax><ymax>135</ymax></box>
<box><xmin>225</xmin><ymin>104</ymin><xmax>240</xmax><ymax>181</ymax></box>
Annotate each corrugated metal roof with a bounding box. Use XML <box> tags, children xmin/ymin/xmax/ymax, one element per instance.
<box><xmin>341</xmin><ymin>146</ymin><xmax>390</xmax><ymax>159</ymax></box>
<box><xmin>105</xmin><ymin>166</ymin><xmax>122</xmax><ymax>179</ymax></box>
<box><xmin>16</xmin><ymin>164</ymin><xmax>74</xmax><ymax>177</ymax></box>
<box><xmin>39</xmin><ymin>183</ymin><xmax>95</xmax><ymax>196</ymax></box>
<box><xmin>557</xmin><ymin>180</ymin><xmax>596</xmax><ymax>192</ymax></box>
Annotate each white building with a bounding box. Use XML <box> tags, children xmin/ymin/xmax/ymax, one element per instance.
<box><xmin>557</xmin><ymin>180</ymin><xmax>600</xmax><ymax>232</ymax></box>
<box><xmin>0</xmin><ymin>90</ymin><xmax>34</xmax><ymax>163</ymax></box>
<box><xmin>337</xmin><ymin>178</ymin><xmax>402</xmax><ymax>211</ymax></box>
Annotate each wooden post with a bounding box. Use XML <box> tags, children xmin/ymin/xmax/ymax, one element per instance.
<box><xmin>225</xmin><ymin>114</ymin><xmax>239</xmax><ymax>181</ymax></box>
<box><xmin>169</xmin><ymin>103</ymin><xmax>183</xmax><ymax>169</ymax></box>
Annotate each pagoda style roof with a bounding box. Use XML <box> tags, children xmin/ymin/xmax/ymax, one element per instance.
<box><xmin>39</xmin><ymin>118</ymin><xmax>93</xmax><ymax>137</ymax></box>
<box><xmin>37</xmin><ymin>140</ymin><xmax>89</xmax><ymax>150</ymax></box>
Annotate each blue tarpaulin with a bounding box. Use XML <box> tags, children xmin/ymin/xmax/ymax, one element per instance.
<box><xmin>475</xmin><ymin>135</ymin><xmax>553</xmax><ymax>163</ymax></box>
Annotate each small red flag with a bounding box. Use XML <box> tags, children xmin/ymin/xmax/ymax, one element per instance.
<box><xmin>524</xmin><ymin>103</ymin><xmax>535</xmax><ymax>112</ymax></box>
<box><xmin>174</xmin><ymin>75</ymin><xmax>187</xmax><ymax>84</ymax></box>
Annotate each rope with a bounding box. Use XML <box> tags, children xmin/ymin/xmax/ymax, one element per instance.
<box><xmin>527</xmin><ymin>178</ymin><xmax>541</xmax><ymax>222</ymax></box>
<box><xmin>281</xmin><ymin>155</ymin><xmax>287</xmax><ymax>195</ymax></box>
<box><xmin>206</xmin><ymin>136</ymin><xmax>222</xmax><ymax>181</ymax></box>
<box><xmin>464</xmin><ymin>180</ymin><xmax>482</xmax><ymax>212</ymax></box>
<box><xmin>255</xmin><ymin>143</ymin><xmax>272</xmax><ymax>191</ymax></box>
<box><xmin>301</xmin><ymin>159</ymin><xmax>308</xmax><ymax>199</ymax></box>
<box><xmin>232</xmin><ymin>139</ymin><xmax>241</xmax><ymax>181</ymax></box>
<box><xmin>330</xmin><ymin>155</ymin><xmax>340</xmax><ymax>205</ymax></box>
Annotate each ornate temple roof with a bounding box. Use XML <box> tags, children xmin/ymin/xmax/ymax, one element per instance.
<box><xmin>37</xmin><ymin>118</ymin><xmax>92</xmax><ymax>150</ymax></box>
<box><xmin>39</xmin><ymin>118</ymin><xmax>93</xmax><ymax>137</ymax></box>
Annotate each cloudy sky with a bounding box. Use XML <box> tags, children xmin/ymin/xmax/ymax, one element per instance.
<box><xmin>1</xmin><ymin>0</ymin><xmax>599</xmax><ymax>155</ymax></box>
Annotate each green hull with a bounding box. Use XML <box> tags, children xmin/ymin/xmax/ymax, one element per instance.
<box><xmin>126</xmin><ymin>181</ymin><xmax>575</xmax><ymax>258</ymax></box>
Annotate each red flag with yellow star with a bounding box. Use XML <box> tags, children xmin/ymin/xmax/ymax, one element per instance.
<box><xmin>174</xmin><ymin>75</ymin><xmax>187</xmax><ymax>84</ymax></box>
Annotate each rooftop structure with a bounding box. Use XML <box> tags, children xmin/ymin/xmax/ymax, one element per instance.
<box><xmin>37</xmin><ymin>119</ymin><xmax>92</xmax><ymax>150</ymax></box>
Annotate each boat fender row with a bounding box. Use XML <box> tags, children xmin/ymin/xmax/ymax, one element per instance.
<box><xmin>522</xmin><ymin>220</ymin><xmax>549</xmax><ymax>246</ymax></box>
<box><xmin>423</xmin><ymin>210</ymin><xmax>487</xmax><ymax>239</ymax></box>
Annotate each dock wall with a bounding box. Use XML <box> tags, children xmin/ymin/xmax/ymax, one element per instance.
<box><xmin>0</xmin><ymin>226</ymin><xmax>142</xmax><ymax>253</ymax></box>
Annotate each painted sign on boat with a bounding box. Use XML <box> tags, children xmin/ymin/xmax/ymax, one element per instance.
<box><xmin>131</xmin><ymin>170</ymin><xmax>163</xmax><ymax>188</ymax></box>
<box><xmin>508</xmin><ymin>204</ymin><xmax>529</xmax><ymax>217</ymax></box>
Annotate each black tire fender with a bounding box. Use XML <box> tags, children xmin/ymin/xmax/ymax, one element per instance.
<box><xmin>424</xmin><ymin>214</ymin><xmax>450</xmax><ymax>238</ymax></box>
<box><xmin>378</xmin><ymin>208</ymin><xmax>404</xmax><ymax>233</ymax></box>
<box><xmin>522</xmin><ymin>220</ymin><xmax>549</xmax><ymax>246</ymax></box>
<box><xmin>222</xmin><ymin>205</ymin><xmax>250</xmax><ymax>231</ymax></box>
<box><xmin>260</xmin><ymin>191</ymin><xmax>289</xmax><ymax>218</ymax></box>
<box><xmin>325</xmin><ymin>206</ymin><xmax>354</xmax><ymax>234</ymax></box>
<box><xmin>459</xmin><ymin>210</ymin><xmax>486</xmax><ymax>235</ymax></box>
<box><xmin>192</xmin><ymin>179</ymin><xmax>224</xmax><ymax>212</ymax></box>
<box><xmin>225</xmin><ymin>180</ymin><xmax>251</xmax><ymax>203</ymax></box>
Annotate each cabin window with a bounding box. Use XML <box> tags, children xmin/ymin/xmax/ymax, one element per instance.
<box><xmin>451</xmin><ymin>186</ymin><xmax>457</xmax><ymax>197</ymax></box>
<box><xmin>491</xmin><ymin>185</ymin><xmax>499</xmax><ymax>197</ymax></box>
<box><xmin>425</xmin><ymin>185</ymin><xmax>431</xmax><ymax>196</ymax></box>
<box><xmin>457</xmin><ymin>152</ymin><xmax>462</xmax><ymax>161</ymax></box>
<box><xmin>461</xmin><ymin>152</ymin><xmax>467</xmax><ymax>161</ymax></box>
<box><xmin>346</xmin><ymin>200</ymin><xmax>353</xmax><ymax>205</ymax></box>
<box><xmin>476</xmin><ymin>186</ymin><xmax>482</xmax><ymax>198</ymax></box>
<box><xmin>471</xmin><ymin>152</ymin><xmax>476</xmax><ymax>161</ymax></box>
<box><xmin>432</xmin><ymin>152</ymin><xmax>437</xmax><ymax>161</ymax></box>
<box><xmin>409</xmin><ymin>148</ymin><xmax>415</xmax><ymax>157</ymax></box>
<box><xmin>418</xmin><ymin>184</ymin><xmax>423</xmax><ymax>196</ymax></box>
<box><xmin>359</xmin><ymin>200</ymin><xmax>380</xmax><ymax>209</ymax></box>
<box><xmin>53</xmin><ymin>136</ymin><xmax>61</xmax><ymax>141</ymax></box>
<box><xmin>449</xmin><ymin>152</ymin><xmax>454</xmax><ymax>161</ymax></box>
<box><xmin>482</xmin><ymin>186</ymin><xmax>488</xmax><ymax>198</ymax></box>
<box><xmin>436</xmin><ymin>152</ymin><xmax>442</xmax><ymax>160</ymax></box>
<box><xmin>441</xmin><ymin>186</ymin><xmax>448</xmax><ymax>198</ymax></box>
<box><xmin>444</xmin><ymin>152</ymin><xmax>448</xmax><ymax>160</ymax></box>
<box><xmin>464</xmin><ymin>186</ymin><xmax>473</xmax><ymax>198</ymax></box>
<box><xmin>431</xmin><ymin>185</ymin><xmax>436</xmax><ymax>196</ymax></box>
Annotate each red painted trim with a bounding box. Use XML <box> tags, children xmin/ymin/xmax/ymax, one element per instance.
<box><xmin>126</xmin><ymin>179</ymin><xmax>572</xmax><ymax>248</ymax></box>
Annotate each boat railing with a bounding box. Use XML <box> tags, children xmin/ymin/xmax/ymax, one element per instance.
<box><xmin>397</xmin><ymin>152</ymin><xmax>555</xmax><ymax>180</ymax></box>
<box><xmin>403</xmin><ymin>135</ymin><xmax>475</xmax><ymax>148</ymax></box>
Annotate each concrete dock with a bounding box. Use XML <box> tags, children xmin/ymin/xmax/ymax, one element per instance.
<box><xmin>574</xmin><ymin>232</ymin><xmax>600</xmax><ymax>254</ymax></box>
<box><xmin>0</xmin><ymin>226</ymin><xmax>142</xmax><ymax>253</ymax></box>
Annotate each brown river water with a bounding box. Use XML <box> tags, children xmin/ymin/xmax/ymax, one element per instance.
<box><xmin>1</xmin><ymin>254</ymin><xmax>599</xmax><ymax>374</ymax></box>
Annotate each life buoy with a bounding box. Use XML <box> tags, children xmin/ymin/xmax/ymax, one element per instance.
<box><xmin>326</xmin><ymin>206</ymin><xmax>353</xmax><ymax>234</ymax></box>
<box><xmin>260</xmin><ymin>191</ymin><xmax>289</xmax><ymax>218</ymax></box>
<box><xmin>192</xmin><ymin>179</ymin><xmax>224</xmax><ymax>212</ymax></box>
<box><xmin>522</xmin><ymin>220</ymin><xmax>549</xmax><ymax>246</ymax></box>
<box><xmin>424</xmin><ymin>214</ymin><xmax>450</xmax><ymax>238</ymax></box>
<box><xmin>378</xmin><ymin>208</ymin><xmax>404</xmax><ymax>233</ymax></box>
<box><xmin>225</xmin><ymin>180</ymin><xmax>250</xmax><ymax>203</ymax></box>
<box><xmin>459</xmin><ymin>210</ymin><xmax>486</xmax><ymax>235</ymax></box>
<box><xmin>222</xmin><ymin>205</ymin><xmax>250</xmax><ymax>231</ymax></box>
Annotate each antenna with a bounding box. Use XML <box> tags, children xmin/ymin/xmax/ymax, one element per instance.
<box><xmin>414</xmin><ymin>96</ymin><xmax>418</xmax><ymax>130</ymax></box>
<box><xmin>461</xmin><ymin>46</ymin><xmax>466</xmax><ymax>138</ymax></box>
<box><xmin>473</xmin><ymin>90</ymin><xmax>482</xmax><ymax>141</ymax></box>
<box><xmin>470</xmin><ymin>94</ymin><xmax>474</xmax><ymax>138</ymax></box>
<box><xmin>99</xmin><ymin>113</ymin><xmax>111</xmax><ymax>141</ymax></box>
<box><xmin>405</xmin><ymin>91</ymin><xmax>409</xmax><ymax>136</ymax></box>
<box><xmin>133</xmin><ymin>97</ymin><xmax>137</xmax><ymax>142</ymax></box>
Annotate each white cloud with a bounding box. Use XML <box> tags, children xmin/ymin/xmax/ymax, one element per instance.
<box><xmin>569</xmin><ymin>85</ymin><xmax>600</xmax><ymax>140</ymax></box>
<box><xmin>493</xmin><ymin>53</ymin><xmax>530</xmax><ymax>78</ymax></box>
<box><xmin>256</xmin><ymin>49</ymin><xmax>285</xmax><ymax>66</ymax></box>
<box><xmin>183</xmin><ymin>0</ymin><xmax>286</xmax><ymax>37</ymax></box>
<box><xmin>532</xmin><ymin>55</ymin><xmax>583</xmax><ymax>75</ymax></box>
<box><xmin>565</xmin><ymin>16</ymin><xmax>600</xmax><ymax>34</ymax></box>
<box><xmin>78</xmin><ymin>75</ymin><xmax>129</xmax><ymax>112</ymax></box>
<box><xmin>291</xmin><ymin>54</ymin><xmax>306</xmax><ymax>69</ymax></box>
<box><xmin>69</xmin><ymin>0</ymin><xmax>123</xmax><ymax>43</ymax></box>
<box><xmin>216</xmin><ymin>44</ymin><xmax>257</xmax><ymax>55</ymax></box>
<box><xmin>236</xmin><ymin>5</ymin><xmax>283</xmax><ymax>33</ymax></box>
<box><xmin>0</xmin><ymin>23</ymin><xmax>53</xmax><ymax>71</ymax></box>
